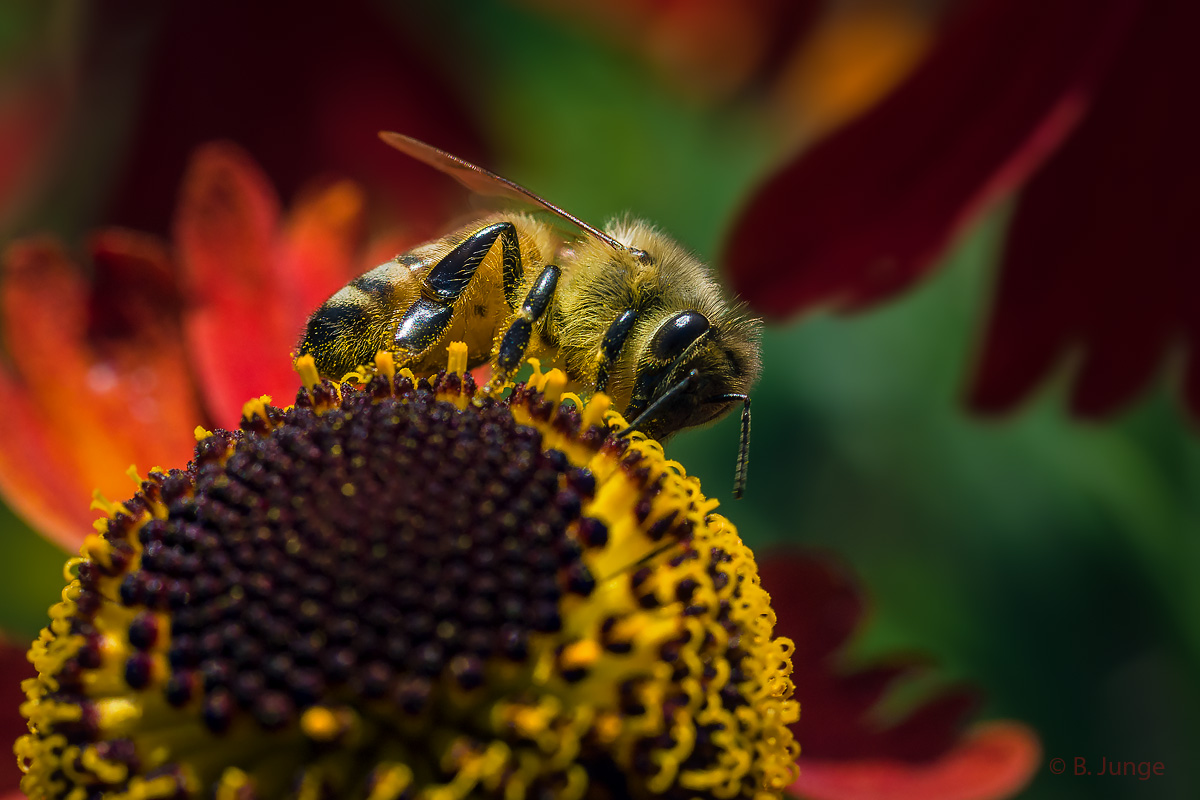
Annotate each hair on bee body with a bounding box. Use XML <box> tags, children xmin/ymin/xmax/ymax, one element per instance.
<box><xmin>297</xmin><ymin>133</ymin><xmax>762</xmax><ymax>496</ymax></box>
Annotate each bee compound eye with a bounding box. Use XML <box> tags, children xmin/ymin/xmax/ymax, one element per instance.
<box><xmin>650</xmin><ymin>311</ymin><xmax>710</xmax><ymax>361</ymax></box>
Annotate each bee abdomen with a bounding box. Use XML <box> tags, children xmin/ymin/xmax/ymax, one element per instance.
<box><xmin>299</xmin><ymin>287</ymin><xmax>393</xmax><ymax>379</ymax></box>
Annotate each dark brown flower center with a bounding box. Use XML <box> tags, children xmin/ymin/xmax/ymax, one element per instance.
<box><xmin>114</xmin><ymin>389</ymin><xmax>599</xmax><ymax>736</ymax></box>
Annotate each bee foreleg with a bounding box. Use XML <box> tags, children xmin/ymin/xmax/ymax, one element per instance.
<box><xmin>617</xmin><ymin>369</ymin><xmax>700</xmax><ymax>436</ymax></box>
<box><xmin>490</xmin><ymin>264</ymin><xmax>561</xmax><ymax>387</ymax></box>
<box><xmin>594</xmin><ymin>309</ymin><xmax>639</xmax><ymax>393</ymax></box>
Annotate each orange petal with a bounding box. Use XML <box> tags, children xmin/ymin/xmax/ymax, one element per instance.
<box><xmin>0</xmin><ymin>369</ymin><xmax>90</xmax><ymax>550</ymax></box>
<box><xmin>0</xmin><ymin>237</ymin><xmax>203</xmax><ymax>546</ymax></box>
<box><xmin>279</xmin><ymin>177</ymin><xmax>367</xmax><ymax>337</ymax></box>
<box><xmin>175</xmin><ymin>142</ymin><xmax>298</xmax><ymax>426</ymax></box>
<box><xmin>790</xmin><ymin>721</ymin><xmax>1041</xmax><ymax>800</ymax></box>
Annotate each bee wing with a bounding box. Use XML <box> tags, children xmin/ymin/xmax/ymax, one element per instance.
<box><xmin>379</xmin><ymin>131</ymin><xmax>628</xmax><ymax>254</ymax></box>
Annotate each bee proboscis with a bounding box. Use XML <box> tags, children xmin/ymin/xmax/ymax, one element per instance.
<box><xmin>298</xmin><ymin>133</ymin><xmax>761</xmax><ymax>496</ymax></box>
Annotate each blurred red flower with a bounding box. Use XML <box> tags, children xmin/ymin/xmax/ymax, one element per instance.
<box><xmin>725</xmin><ymin>0</ymin><xmax>1199</xmax><ymax>421</ymax></box>
<box><xmin>0</xmin><ymin>143</ymin><xmax>418</xmax><ymax>553</ymax></box>
<box><xmin>760</xmin><ymin>553</ymin><xmax>1040</xmax><ymax>800</ymax></box>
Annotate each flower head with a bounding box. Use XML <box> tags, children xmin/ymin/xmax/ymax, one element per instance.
<box><xmin>17</xmin><ymin>348</ymin><xmax>799</xmax><ymax>800</ymax></box>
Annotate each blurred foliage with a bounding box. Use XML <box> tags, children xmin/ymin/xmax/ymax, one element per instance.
<box><xmin>0</xmin><ymin>1</ymin><xmax>1196</xmax><ymax>798</ymax></box>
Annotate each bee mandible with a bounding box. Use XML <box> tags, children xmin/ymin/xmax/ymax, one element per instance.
<box><xmin>298</xmin><ymin>133</ymin><xmax>761</xmax><ymax>496</ymax></box>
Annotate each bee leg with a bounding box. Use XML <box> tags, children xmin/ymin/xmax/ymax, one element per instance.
<box><xmin>594</xmin><ymin>309</ymin><xmax>639</xmax><ymax>393</ymax></box>
<box><xmin>393</xmin><ymin>298</ymin><xmax>456</xmax><ymax>360</ymax></box>
<box><xmin>488</xmin><ymin>264</ymin><xmax>561</xmax><ymax>389</ymax></box>
<box><xmin>394</xmin><ymin>221</ymin><xmax>521</xmax><ymax>360</ymax></box>
<box><xmin>496</xmin><ymin>225</ymin><xmax>524</xmax><ymax>312</ymax></box>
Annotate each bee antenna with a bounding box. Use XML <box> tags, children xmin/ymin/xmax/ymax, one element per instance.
<box><xmin>705</xmin><ymin>393</ymin><xmax>751</xmax><ymax>499</ymax></box>
<box><xmin>734</xmin><ymin>396</ymin><xmax>751</xmax><ymax>499</ymax></box>
<box><xmin>615</xmin><ymin>370</ymin><xmax>699</xmax><ymax>437</ymax></box>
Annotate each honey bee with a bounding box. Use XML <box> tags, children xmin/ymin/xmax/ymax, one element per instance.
<box><xmin>298</xmin><ymin>133</ymin><xmax>761</xmax><ymax>496</ymax></box>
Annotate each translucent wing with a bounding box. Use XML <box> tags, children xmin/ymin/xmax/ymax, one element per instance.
<box><xmin>379</xmin><ymin>131</ymin><xmax>627</xmax><ymax>254</ymax></box>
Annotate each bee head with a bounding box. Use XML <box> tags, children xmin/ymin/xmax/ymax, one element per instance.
<box><xmin>566</xmin><ymin>216</ymin><xmax>762</xmax><ymax>439</ymax></box>
<box><xmin>628</xmin><ymin>308</ymin><xmax>761</xmax><ymax>440</ymax></box>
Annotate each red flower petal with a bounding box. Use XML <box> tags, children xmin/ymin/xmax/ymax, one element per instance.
<box><xmin>969</xmin><ymin>2</ymin><xmax>1200</xmax><ymax>419</ymax></box>
<box><xmin>0</xmin><ymin>236</ymin><xmax>203</xmax><ymax>548</ymax></box>
<box><xmin>760</xmin><ymin>553</ymin><xmax>978</xmax><ymax>761</ymax></box>
<box><xmin>725</xmin><ymin>0</ymin><xmax>1140</xmax><ymax>317</ymax></box>
<box><xmin>790</xmin><ymin>721</ymin><xmax>1040</xmax><ymax>800</ymax></box>
<box><xmin>760</xmin><ymin>552</ymin><xmax>862</xmax><ymax>664</ymax></box>
<box><xmin>1</xmin><ymin>634</ymin><xmax>34</xmax><ymax>794</ymax></box>
<box><xmin>175</xmin><ymin>142</ymin><xmax>298</xmax><ymax>426</ymax></box>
